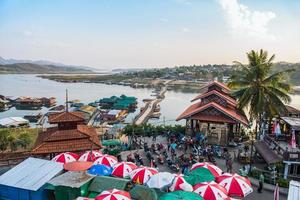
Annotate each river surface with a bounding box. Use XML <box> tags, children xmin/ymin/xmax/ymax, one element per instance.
<box><xmin>1</xmin><ymin>74</ymin><xmax>300</xmax><ymax>126</ymax></box>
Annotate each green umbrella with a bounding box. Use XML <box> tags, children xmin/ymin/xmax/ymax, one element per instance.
<box><xmin>184</xmin><ymin>168</ymin><xmax>215</xmax><ymax>186</ymax></box>
<box><xmin>159</xmin><ymin>191</ymin><xmax>203</xmax><ymax>200</ymax></box>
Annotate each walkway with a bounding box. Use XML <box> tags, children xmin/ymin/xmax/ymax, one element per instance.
<box><xmin>134</xmin><ymin>80</ymin><xmax>172</xmax><ymax>125</ymax></box>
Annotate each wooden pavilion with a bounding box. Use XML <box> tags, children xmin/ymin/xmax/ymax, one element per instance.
<box><xmin>177</xmin><ymin>81</ymin><xmax>249</xmax><ymax>145</ymax></box>
<box><xmin>31</xmin><ymin>111</ymin><xmax>101</xmax><ymax>157</ymax></box>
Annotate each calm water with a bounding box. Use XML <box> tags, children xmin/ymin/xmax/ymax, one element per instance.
<box><xmin>1</xmin><ymin>74</ymin><xmax>300</xmax><ymax>126</ymax></box>
<box><xmin>0</xmin><ymin>75</ymin><xmax>195</xmax><ymax>125</ymax></box>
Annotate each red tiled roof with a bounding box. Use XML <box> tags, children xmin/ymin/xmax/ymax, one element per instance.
<box><xmin>190</xmin><ymin>114</ymin><xmax>237</xmax><ymax>124</ymax></box>
<box><xmin>176</xmin><ymin>101</ymin><xmax>248</xmax><ymax>126</ymax></box>
<box><xmin>191</xmin><ymin>90</ymin><xmax>236</xmax><ymax>106</ymax></box>
<box><xmin>199</xmin><ymin>81</ymin><xmax>230</xmax><ymax>93</ymax></box>
<box><xmin>32</xmin><ymin>125</ymin><xmax>101</xmax><ymax>154</ymax></box>
<box><xmin>48</xmin><ymin>111</ymin><xmax>85</xmax><ymax>123</ymax></box>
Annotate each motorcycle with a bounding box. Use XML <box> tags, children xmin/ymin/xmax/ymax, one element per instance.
<box><xmin>157</xmin><ymin>154</ymin><xmax>164</xmax><ymax>164</ymax></box>
<box><xmin>166</xmin><ymin>157</ymin><xmax>180</xmax><ymax>172</ymax></box>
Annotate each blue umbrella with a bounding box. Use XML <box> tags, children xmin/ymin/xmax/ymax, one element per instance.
<box><xmin>87</xmin><ymin>164</ymin><xmax>112</xmax><ymax>176</ymax></box>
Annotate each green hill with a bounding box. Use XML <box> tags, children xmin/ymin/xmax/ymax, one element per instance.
<box><xmin>0</xmin><ymin>63</ymin><xmax>94</xmax><ymax>74</ymax></box>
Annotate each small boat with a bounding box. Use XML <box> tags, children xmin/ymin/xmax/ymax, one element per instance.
<box><xmin>143</xmin><ymin>98</ymin><xmax>153</xmax><ymax>102</ymax></box>
<box><xmin>24</xmin><ymin>113</ymin><xmax>43</xmax><ymax>123</ymax></box>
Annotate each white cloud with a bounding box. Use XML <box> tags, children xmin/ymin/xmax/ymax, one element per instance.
<box><xmin>181</xmin><ymin>27</ymin><xmax>191</xmax><ymax>33</ymax></box>
<box><xmin>217</xmin><ymin>0</ymin><xmax>276</xmax><ymax>40</ymax></box>
<box><xmin>23</xmin><ymin>30</ymin><xmax>33</xmax><ymax>37</ymax></box>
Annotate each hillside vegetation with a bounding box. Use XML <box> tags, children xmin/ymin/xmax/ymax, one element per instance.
<box><xmin>0</xmin><ymin>63</ymin><xmax>93</xmax><ymax>74</ymax></box>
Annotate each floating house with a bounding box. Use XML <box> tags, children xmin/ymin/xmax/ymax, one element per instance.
<box><xmin>101</xmin><ymin>109</ymin><xmax>127</xmax><ymax>122</ymax></box>
<box><xmin>0</xmin><ymin>157</ymin><xmax>63</xmax><ymax>200</ymax></box>
<box><xmin>15</xmin><ymin>97</ymin><xmax>56</xmax><ymax>109</ymax></box>
<box><xmin>78</xmin><ymin>105</ymin><xmax>97</xmax><ymax>121</ymax></box>
<box><xmin>177</xmin><ymin>81</ymin><xmax>249</xmax><ymax>145</ymax></box>
<box><xmin>47</xmin><ymin>171</ymin><xmax>94</xmax><ymax>200</ymax></box>
<box><xmin>31</xmin><ymin>111</ymin><xmax>101</xmax><ymax>157</ymax></box>
<box><xmin>98</xmin><ymin>95</ymin><xmax>137</xmax><ymax>111</ymax></box>
<box><xmin>0</xmin><ymin>117</ymin><xmax>29</xmax><ymax>128</ymax></box>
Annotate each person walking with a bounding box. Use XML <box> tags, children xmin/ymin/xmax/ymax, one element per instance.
<box><xmin>257</xmin><ymin>173</ymin><xmax>265</xmax><ymax>193</ymax></box>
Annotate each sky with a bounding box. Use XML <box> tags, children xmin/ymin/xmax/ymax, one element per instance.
<box><xmin>0</xmin><ymin>0</ymin><xmax>300</xmax><ymax>69</ymax></box>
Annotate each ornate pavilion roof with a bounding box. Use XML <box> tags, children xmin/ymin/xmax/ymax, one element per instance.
<box><xmin>48</xmin><ymin>111</ymin><xmax>85</xmax><ymax>124</ymax></box>
<box><xmin>31</xmin><ymin>125</ymin><xmax>101</xmax><ymax>154</ymax></box>
<box><xmin>177</xmin><ymin>81</ymin><xmax>249</xmax><ymax>126</ymax></box>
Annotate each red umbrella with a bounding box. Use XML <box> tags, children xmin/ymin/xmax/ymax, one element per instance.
<box><xmin>112</xmin><ymin>162</ymin><xmax>137</xmax><ymax>178</ymax></box>
<box><xmin>216</xmin><ymin>173</ymin><xmax>253</xmax><ymax>198</ymax></box>
<box><xmin>93</xmin><ymin>154</ymin><xmax>118</xmax><ymax>167</ymax></box>
<box><xmin>95</xmin><ymin>189</ymin><xmax>131</xmax><ymax>200</ymax></box>
<box><xmin>52</xmin><ymin>152</ymin><xmax>79</xmax><ymax>163</ymax></box>
<box><xmin>130</xmin><ymin>166</ymin><xmax>158</xmax><ymax>184</ymax></box>
<box><xmin>169</xmin><ymin>174</ymin><xmax>193</xmax><ymax>192</ymax></box>
<box><xmin>78</xmin><ymin>150</ymin><xmax>103</xmax><ymax>162</ymax></box>
<box><xmin>193</xmin><ymin>181</ymin><xmax>230</xmax><ymax>200</ymax></box>
<box><xmin>191</xmin><ymin>162</ymin><xmax>222</xmax><ymax>177</ymax></box>
<box><xmin>64</xmin><ymin>161</ymin><xmax>93</xmax><ymax>171</ymax></box>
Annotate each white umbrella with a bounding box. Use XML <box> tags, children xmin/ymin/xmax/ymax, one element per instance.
<box><xmin>146</xmin><ymin>172</ymin><xmax>176</xmax><ymax>189</ymax></box>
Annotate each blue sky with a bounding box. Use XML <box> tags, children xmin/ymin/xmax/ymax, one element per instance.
<box><xmin>0</xmin><ymin>0</ymin><xmax>300</xmax><ymax>68</ymax></box>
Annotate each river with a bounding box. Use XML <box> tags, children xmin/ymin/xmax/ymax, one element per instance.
<box><xmin>1</xmin><ymin>74</ymin><xmax>300</xmax><ymax>126</ymax></box>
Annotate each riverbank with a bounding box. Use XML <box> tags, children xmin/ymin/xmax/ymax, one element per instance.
<box><xmin>38</xmin><ymin>74</ymin><xmax>206</xmax><ymax>93</ymax></box>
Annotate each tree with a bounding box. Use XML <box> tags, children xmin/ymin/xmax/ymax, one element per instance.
<box><xmin>18</xmin><ymin>132</ymin><xmax>31</xmax><ymax>149</ymax></box>
<box><xmin>0</xmin><ymin>129</ymin><xmax>10</xmax><ymax>152</ymax></box>
<box><xmin>228</xmin><ymin>49</ymin><xmax>293</xmax><ymax>136</ymax></box>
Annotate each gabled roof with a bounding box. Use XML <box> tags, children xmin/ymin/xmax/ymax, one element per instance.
<box><xmin>191</xmin><ymin>89</ymin><xmax>236</xmax><ymax>106</ymax></box>
<box><xmin>0</xmin><ymin>157</ymin><xmax>63</xmax><ymax>191</ymax></box>
<box><xmin>199</xmin><ymin>81</ymin><xmax>230</xmax><ymax>93</ymax></box>
<box><xmin>32</xmin><ymin>125</ymin><xmax>101</xmax><ymax>154</ymax></box>
<box><xmin>176</xmin><ymin>101</ymin><xmax>248</xmax><ymax>126</ymax></box>
<box><xmin>48</xmin><ymin>111</ymin><xmax>85</xmax><ymax>123</ymax></box>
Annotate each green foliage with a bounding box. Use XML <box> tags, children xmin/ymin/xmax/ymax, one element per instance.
<box><xmin>0</xmin><ymin>129</ymin><xmax>10</xmax><ymax>152</ymax></box>
<box><xmin>276</xmin><ymin>177</ymin><xmax>290</xmax><ymax>188</ymax></box>
<box><xmin>0</xmin><ymin>128</ymin><xmax>38</xmax><ymax>152</ymax></box>
<box><xmin>122</xmin><ymin>124</ymin><xmax>186</xmax><ymax>137</ymax></box>
<box><xmin>228</xmin><ymin>49</ymin><xmax>293</xmax><ymax>121</ymax></box>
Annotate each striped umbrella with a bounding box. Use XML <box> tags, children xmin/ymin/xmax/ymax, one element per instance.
<box><xmin>112</xmin><ymin>162</ymin><xmax>137</xmax><ymax>178</ymax></box>
<box><xmin>216</xmin><ymin>173</ymin><xmax>253</xmax><ymax>198</ymax></box>
<box><xmin>52</xmin><ymin>152</ymin><xmax>79</xmax><ymax>163</ymax></box>
<box><xmin>95</xmin><ymin>189</ymin><xmax>131</xmax><ymax>200</ymax></box>
<box><xmin>93</xmin><ymin>154</ymin><xmax>118</xmax><ymax>167</ymax></box>
<box><xmin>191</xmin><ymin>162</ymin><xmax>222</xmax><ymax>177</ymax></box>
<box><xmin>193</xmin><ymin>181</ymin><xmax>230</xmax><ymax>200</ymax></box>
<box><xmin>130</xmin><ymin>166</ymin><xmax>158</xmax><ymax>184</ymax></box>
<box><xmin>169</xmin><ymin>174</ymin><xmax>193</xmax><ymax>192</ymax></box>
<box><xmin>78</xmin><ymin>150</ymin><xmax>102</xmax><ymax>162</ymax></box>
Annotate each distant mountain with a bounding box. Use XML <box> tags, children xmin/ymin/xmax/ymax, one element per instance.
<box><xmin>0</xmin><ymin>63</ymin><xmax>94</xmax><ymax>74</ymax></box>
<box><xmin>0</xmin><ymin>56</ymin><xmax>96</xmax><ymax>71</ymax></box>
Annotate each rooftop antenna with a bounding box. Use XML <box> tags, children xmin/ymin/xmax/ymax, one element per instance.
<box><xmin>66</xmin><ymin>89</ymin><xmax>69</xmax><ymax>112</ymax></box>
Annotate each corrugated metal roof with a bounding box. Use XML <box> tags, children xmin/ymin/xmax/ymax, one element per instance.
<box><xmin>281</xmin><ymin>117</ymin><xmax>300</xmax><ymax>130</ymax></box>
<box><xmin>288</xmin><ymin>180</ymin><xmax>300</xmax><ymax>200</ymax></box>
<box><xmin>48</xmin><ymin>171</ymin><xmax>93</xmax><ymax>188</ymax></box>
<box><xmin>0</xmin><ymin>157</ymin><xmax>63</xmax><ymax>191</ymax></box>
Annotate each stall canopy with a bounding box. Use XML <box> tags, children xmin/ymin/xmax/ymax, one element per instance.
<box><xmin>281</xmin><ymin>117</ymin><xmax>300</xmax><ymax>130</ymax></box>
<box><xmin>288</xmin><ymin>180</ymin><xmax>300</xmax><ymax>200</ymax></box>
<box><xmin>129</xmin><ymin>184</ymin><xmax>158</xmax><ymax>200</ymax></box>
<box><xmin>0</xmin><ymin>157</ymin><xmax>63</xmax><ymax>200</ymax></box>
<box><xmin>47</xmin><ymin>171</ymin><xmax>94</xmax><ymax>200</ymax></box>
<box><xmin>88</xmin><ymin>176</ymin><xmax>130</xmax><ymax>197</ymax></box>
<box><xmin>254</xmin><ymin>141</ymin><xmax>282</xmax><ymax>164</ymax></box>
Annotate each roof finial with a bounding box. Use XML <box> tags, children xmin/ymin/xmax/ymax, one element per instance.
<box><xmin>66</xmin><ymin>89</ymin><xmax>69</xmax><ymax>112</ymax></box>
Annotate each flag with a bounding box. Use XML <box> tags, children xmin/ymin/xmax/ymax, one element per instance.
<box><xmin>274</xmin><ymin>183</ymin><xmax>279</xmax><ymax>200</ymax></box>
<box><xmin>290</xmin><ymin>129</ymin><xmax>297</xmax><ymax>149</ymax></box>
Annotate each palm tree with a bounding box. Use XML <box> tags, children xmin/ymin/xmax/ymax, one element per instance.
<box><xmin>228</xmin><ymin>49</ymin><xmax>293</xmax><ymax>136</ymax></box>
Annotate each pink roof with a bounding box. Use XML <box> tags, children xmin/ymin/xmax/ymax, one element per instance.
<box><xmin>176</xmin><ymin>101</ymin><xmax>248</xmax><ymax>126</ymax></box>
<box><xmin>191</xmin><ymin>89</ymin><xmax>237</xmax><ymax>106</ymax></box>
